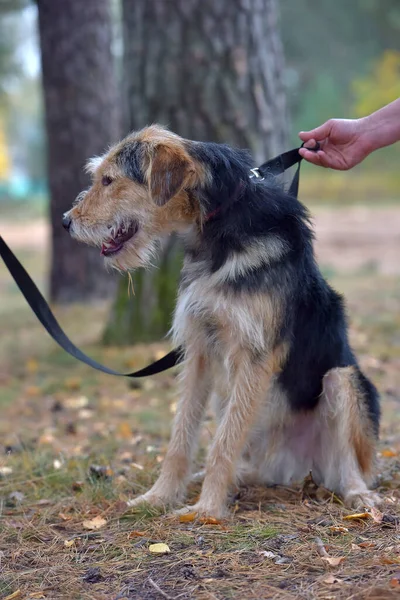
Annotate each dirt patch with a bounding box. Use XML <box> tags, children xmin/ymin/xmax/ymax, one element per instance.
<box><xmin>313</xmin><ymin>207</ymin><xmax>400</xmax><ymax>275</ymax></box>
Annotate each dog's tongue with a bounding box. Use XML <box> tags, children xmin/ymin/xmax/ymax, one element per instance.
<box><xmin>101</xmin><ymin>239</ymin><xmax>123</xmax><ymax>256</ymax></box>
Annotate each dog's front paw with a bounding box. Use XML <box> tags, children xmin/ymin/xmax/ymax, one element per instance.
<box><xmin>126</xmin><ymin>491</ymin><xmax>169</xmax><ymax>510</ymax></box>
<box><xmin>175</xmin><ymin>501</ymin><xmax>229</xmax><ymax>520</ymax></box>
<box><xmin>344</xmin><ymin>490</ymin><xmax>383</xmax><ymax>510</ymax></box>
<box><xmin>127</xmin><ymin>481</ymin><xmax>185</xmax><ymax>511</ymax></box>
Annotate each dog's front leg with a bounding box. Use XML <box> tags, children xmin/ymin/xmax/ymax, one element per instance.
<box><xmin>127</xmin><ymin>353</ymin><xmax>211</xmax><ymax>510</ymax></box>
<box><xmin>179</xmin><ymin>353</ymin><xmax>273</xmax><ymax>518</ymax></box>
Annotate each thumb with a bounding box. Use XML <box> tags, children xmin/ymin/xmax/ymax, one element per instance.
<box><xmin>298</xmin><ymin>120</ymin><xmax>332</xmax><ymax>142</ymax></box>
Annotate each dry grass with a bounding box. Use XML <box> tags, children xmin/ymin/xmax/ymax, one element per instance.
<box><xmin>1</xmin><ymin>214</ymin><xmax>400</xmax><ymax>600</ymax></box>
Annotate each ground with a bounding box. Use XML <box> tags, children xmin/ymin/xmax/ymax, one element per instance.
<box><xmin>0</xmin><ymin>206</ymin><xmax>400</xmax><ymax>600</ymax></box>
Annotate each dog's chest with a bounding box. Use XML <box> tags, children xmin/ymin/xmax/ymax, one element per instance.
<box><xmin>172</xmin><ymin>274</ymin><xmax>268</xmax><ymax>355</ymax></box>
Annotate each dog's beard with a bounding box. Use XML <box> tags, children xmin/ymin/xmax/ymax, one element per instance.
<box><xmin>107</xmin><ymin>234</ymin><xmax>159</xmax><ymax>273</ymax></box>
<box><xmin>70</xmin><ymin>219</ymin><xmax>160</xmax><ymax>273</ymax></box>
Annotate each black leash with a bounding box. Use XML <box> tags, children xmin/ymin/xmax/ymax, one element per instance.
<box><xmin>250</xmin><ymin>141</ymin><xmax>319</xmax><ymax>197</ymax></box>
<box><xmin>0</xmin><ymin>143</ymin><xmax>318</xmax><ymax>378</ymax></box>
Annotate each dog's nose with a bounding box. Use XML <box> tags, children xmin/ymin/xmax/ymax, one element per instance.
<box><xmin>62</xmin><ymin>215</ymin><xmax>72</xmax><ymax>231</ymax></box>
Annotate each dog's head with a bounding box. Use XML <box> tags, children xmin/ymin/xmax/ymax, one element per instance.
<box><xmin>63</xmin><ymin>125</ymin><xmax>207</xmax><ymax>270</ymax></box>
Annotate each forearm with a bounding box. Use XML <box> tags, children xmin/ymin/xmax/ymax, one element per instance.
<box><xmin>361</xmin><ymin>98</ymin><xmax>400</xmax><ymax>152</ymax></box>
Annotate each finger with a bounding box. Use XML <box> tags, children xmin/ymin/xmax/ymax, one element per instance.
<box><xmin>298</xmin><ymin>120</ymin><xmax>332</xmax><ymax>142</ymax></box>
<box><xmin>316</xmin><ymin>150</ymin><xmax>349</xmax><ymax>170</ymax></box>
<box><xmin>298</xmin><ymin>147</ymin><xmax>324</xmax><ymax>166</ymax></box>
<box><xmin>315</xmin><ymin>150</ymin><xmax>332</xmax><ymax>168</ymax></box>
<box><xmin>303</xmin><ymin>138</ymin><xmax>320</xmax><ymax>150</ymax></box>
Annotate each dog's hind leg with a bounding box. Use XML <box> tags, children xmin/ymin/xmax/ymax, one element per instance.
<box><xmin>313</xmin><ymin>366</ymin><xmax>382</xmax><ymax>509</ymax></box>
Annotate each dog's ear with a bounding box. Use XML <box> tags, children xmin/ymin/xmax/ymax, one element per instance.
<box><xmin>149</xmin><ymin>144</ymin><xmax>192</xmax><ymax>206</ymax></box>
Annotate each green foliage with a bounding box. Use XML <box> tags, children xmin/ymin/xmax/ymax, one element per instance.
<box><xmin>281</xmin><ymin>0</ymin><xmax>400</xmax><ymax>138</ymax></box>
<box><xmin>353</xmin><ymin>50</ymin><xmax>400</xmax><ymax>116</ymax></box>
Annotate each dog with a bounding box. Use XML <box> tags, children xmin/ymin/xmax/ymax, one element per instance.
<box><xmin>63</xmin><ymin>125</ymin><xmax>381</xmax><ymax>518</ymax></box>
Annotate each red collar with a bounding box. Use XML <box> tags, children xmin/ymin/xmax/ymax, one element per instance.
<box><xmin>204</xmin><ymin>180</ymin><xmax>245</xmax><ymax>222</ymax></box>
<box><xmin>204</xmin><ymin>207</ymin><xmax>221</xmax><ymax>222</ymax></box>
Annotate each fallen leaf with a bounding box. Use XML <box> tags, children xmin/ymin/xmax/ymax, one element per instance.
<box><xmin>120</xmin><ymin>451</ymin><xmax>133</xmax><ymax>462</ymax></box>
<box><xmin>390</xmin><ymin>573</ymin><xmax>400</xmax><ymax>587</ymax></box>
<box><xmin>26</xmin><ymin>358</ymin><xmax>39</xmax><ymax>373</ymax></box>
<box><xmin>3</xmin><ymin>591</ymin><xmax>22</xmax><ymax>600</ymax></box>
<box><xmin>369</xmin><ymin>507</ymin><xmax>383</xmax><ymax>523</ymax></box>
<box><xmin>343</xmin><ymin>512</ymin><xmax>370</xmax><ymax>520</ymax></box>
<box><xmin>64</xmin><ymin>539</ymin><xmax>75</xmax><ymax>547</ymax></box>
<box><xmin>321</xmin><ymin>556</ymin><xmax>346</xmax><ymax>567</ymax></box>
<box><xmin>0</xmin><ymin>466</ymin><xmax>13</xmax><ymax>476</ymax></box>
<box><xmin>58</xmin><ymin>513</ymin><xmax>71</xmax><ymax>521</ymax></box>
<box><xmin>381</xmin><ymin>557</ymin><xmax>400</xmax><ymax>565</ymax></box>
<box><xmin>358</xmin><ymin>541</ymin><xmax>376</xmax><ymax>548</ymax></box>
<box><xmin>179</xmin><ymin>512</ymin><xmax>197</xmax><ymax>523</ymax></box>
<box><xmin>27</xmin><ymin>593</ymin><xmax>46</xmax><ymax>598</ymax></box>
<box><xmin>64</xmin><ymin>377</ymin><xmax>81</xmax><ymax>390</ymax></box>
<box><xmin>149</xmin><ymin>543</ymin><xmax>170</xmax><ymax>554</ymax></box>
<box><xmin>199</xmin><ymin>516</ymin><xmax>221</xmax><ymax>525</ymax></box>
<box><xmin>131</xmin><ymin>462</ymin><xmax>144</xmax><ymax>471</ymax></box>
<box><xmin>322</xmin><ymin>574</ymin><xmax>342</xmax><ymax>584</ymax></box>
<box><xmin>82</xmin><ymin>516</ymin><xmax>107</xmax><ymax>530</ymax></box>
<box><xmin>381</xmin><ymin>449</ymin><xmax>398</xmax><ymax>458</ymax></box>
<box><xmin>329</xmin><ymin>526</ymin><xmax>349</xmax><ymax>534</ymax></box>
<box><xmin>259</xmin><ymin>550</ymin><xmax>277</xmax><ymax>559</ymax></box>
<box><xmin>25</xmin><ymin>385</ymin><xmax>41</xmax><ymax>397</ymax></box>
<box><xmin>64</xmin><ymin>395</ymin><xmax>89</xmax><ymax>409</ymax></box>
<box><xmin>78</xmin><ymin>409</ymin><xmax>93</xmax><ymax>420</ymax></box>
<box><xmin>128</xmin><ymin>531</ymin><xmax>146</xmax><ymax>538</ymax></box>
<box><xmin>38</xmin><ymin>433</ymin><xmax>55</xmax><ymax>446</ymax></box>
<box><xmin>117</xmin><ymin>422</ymin><xmax>132</xmax><ymax>439</ymax></box>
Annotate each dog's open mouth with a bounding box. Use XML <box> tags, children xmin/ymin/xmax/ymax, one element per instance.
<box><xmin>101</xmin><ymin>222</ymin><xmax>139</xmax><ymax>256</ymax></box>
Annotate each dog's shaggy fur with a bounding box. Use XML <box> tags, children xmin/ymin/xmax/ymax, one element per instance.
<box><xmin>64</xmin><ymin>125</ymin><xmax>381</xmax><ymax>517</ymax></box>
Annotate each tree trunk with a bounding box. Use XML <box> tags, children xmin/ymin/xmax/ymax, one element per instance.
<box><xmin>37</xmin><ymin>0</ymin><xmax>119</xmax><ymax>303</ymax></box>
<box><xmin>104</xmin><ymin>0</ymin><xmax>287</xmax><ymax>344</ymax></box>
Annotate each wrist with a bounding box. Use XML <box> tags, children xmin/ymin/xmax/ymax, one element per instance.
<box><xmin>361</xmin><ymin>101</ymin><xmax>400</xmax><ymax>151</ymax></box>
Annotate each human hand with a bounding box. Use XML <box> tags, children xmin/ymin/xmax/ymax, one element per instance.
<box><xmin>298</xmin><ymin>118</ymin><xmax>373</xmax><ymax>170</ymax></box>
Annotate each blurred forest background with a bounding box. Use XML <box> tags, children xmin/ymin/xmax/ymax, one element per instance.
<box><xmin>1</xmin><ymin>3</ymin><xmax>400</xmax><ymax>598</ymax></box>
<box><xmin>0</xmin><ymin>0</ymin><xmax>399</xmax><ymax>342</ymax></box>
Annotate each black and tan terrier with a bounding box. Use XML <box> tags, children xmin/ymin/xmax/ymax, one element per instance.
<box><xmin>63</xmin><ymin>125</ymin><xmax>381</xmax><ymax>518</ymax></box>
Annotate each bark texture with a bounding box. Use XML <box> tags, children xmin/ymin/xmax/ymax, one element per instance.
<box><xmin>37</xmin><ymin>0</ymin><xmax>119</xmax><ymax>303</ymax></box>
<box><xmin>104</xmin><ymin>0</ymin><xmax>287</xmax><ymax>344</ymax></box>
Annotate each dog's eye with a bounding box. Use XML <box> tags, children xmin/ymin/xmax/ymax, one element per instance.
<box><xmin>102</xmin><ymin>175</ymin><xmax>113</xmax><ymax>186</ymax></box>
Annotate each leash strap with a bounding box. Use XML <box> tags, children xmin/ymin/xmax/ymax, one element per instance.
<box><xmin>0</xmin><ymin>236</ymin><xmax>183</xmax><ymax>377</ymax></box>
<box><xmin>0</xmin><ymin>143</ymin><xmax>318</xmax><ymax>377</ymax></box>
<box><xmin>250</xmin><ymin>142</ymin><xmax>320</xmax><ymax>197</ymax></box>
